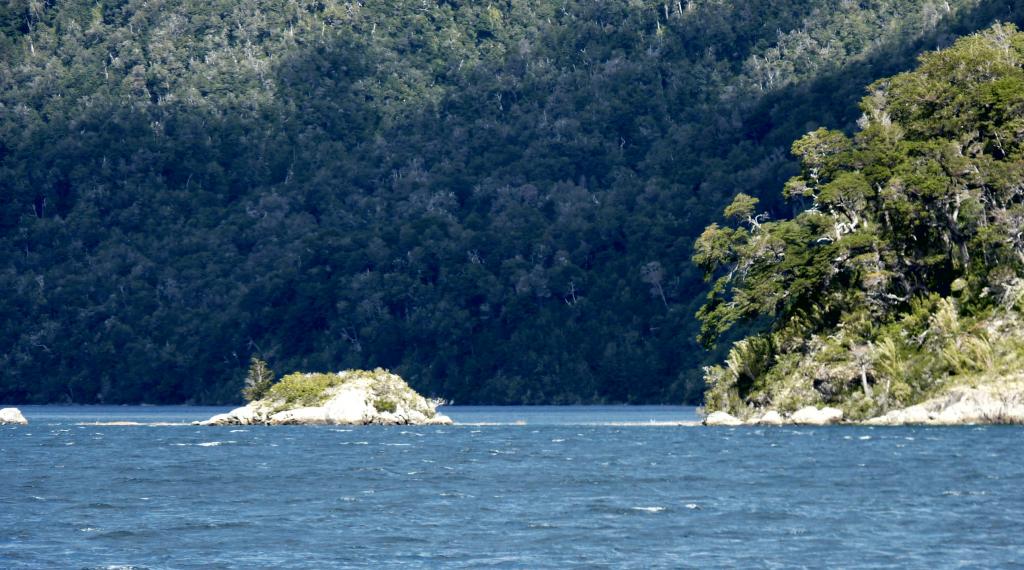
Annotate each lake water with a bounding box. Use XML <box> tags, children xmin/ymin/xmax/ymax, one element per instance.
<box><xmin>2</xmin><ymin>406</ymin><xmax>1022</xmax><ymax>568</ymax></box>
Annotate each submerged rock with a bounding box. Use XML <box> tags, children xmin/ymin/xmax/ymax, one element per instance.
<box><xmin>0</xmin><ymin>407</ymin><xmax>28</xmax><ymax>425</ymax></box>
<box><xmin>196</xmin><ymin>369</ymin><xmax>452</xmax><ymax>426</ymax></box>
<box><xmin>790</xmin><ymin>406</ymin><xmax>843</xmax><ymax>426</ymax></box>
<box><xmin>703</xmin><ymin>411</ymin><xmax>742</xmax><ymax>426</ymax></box>
<box><xmin>864</xmin><ymin>385</ymin><xmax>1024</xmax><ymax>426</ymax></box>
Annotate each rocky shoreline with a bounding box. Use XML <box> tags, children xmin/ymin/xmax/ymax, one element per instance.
<box><xmin>863</xmin><ymin>384</ymin><xmax>1024</xmax><ymax>426</ymax></box>
<box><xmin>704</xmin><ymin>406</ymin><xmax>844</xmax><ymax>426</ymax></box>
<box><xmin>702</xmin><ymin>384</ymin><xmax>1024</xmax><ymax>426</ymax></box>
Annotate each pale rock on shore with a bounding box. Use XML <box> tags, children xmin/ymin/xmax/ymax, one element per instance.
<box><xmin>749</xmin><ymin>410</ymin><xmax>785</xmax><ymax>426</ymax></box>
<box><xmin>703</xmin><ymin>406</ymin><xmax>841</xmax><ymax>426</ymax></box>
<box><xmin>703</xmin><ymin>411</ymin><xmax>743</xmax><ymax>426</ymax></box>
<box><xmin>196</xmin><ymin>370</ymin><xmax>452</xmax><ymax>426</ymax></box>
<box><xmin>0</xmin><ymin>407</ymin><xmax>28</xmax><ymax>425</ymax></box>
<box><xmin>702</xmin><ymin>384</ymin><xmax>1024</xmax><ymax>426</ymax></box>
<box><xmin>789</xmin><ymin>406</ymin><xmax>844</xmax><ymax>426</ymax></box>
<box><xmin>864</xmin><ymin>385</ymin><xmax>1024</xmax><ymax>426</ymax></box>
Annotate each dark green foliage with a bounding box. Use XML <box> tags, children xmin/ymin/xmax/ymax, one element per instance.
<box><xmin>696</xmin><ymin>24</ymin><xmax>1024</xmax><ymax>413</ymax></box>
<box><xmin>1</xmin><ymin>0</ymin><xmax>1022</xmax><ymax>404</ymax></box>
<box><xmin>373</xmin><ymin>398</ymin><xmax>398</xmax><ymax>414</ymax></box>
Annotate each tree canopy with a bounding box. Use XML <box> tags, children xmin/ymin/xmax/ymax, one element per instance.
<box><xmin>696</xmin><ymin>24</ymin><xmax>1024</xmax><ymax>417</ymax></box>
<box><xmin>1</xmin><ymin>0</ymin><xmax>1022</xmax><ymax>404</ymax></box>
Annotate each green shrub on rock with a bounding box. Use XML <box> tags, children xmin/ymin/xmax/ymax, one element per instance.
<box><xmin>266</xmin><ymin>372</ymin><xmax>347</xmax><ymax>408</ymax></box>
<box><xmin>373</xmin><ymin>398</ymin><xmax>398</xmax><ymax>414</ymax></box>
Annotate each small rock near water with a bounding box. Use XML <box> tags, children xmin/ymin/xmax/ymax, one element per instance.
<box><xmin>0</xmin><ymin>407</ymin><xmax>28</xmax><ymax>425</ymax></box>
<box><xmin>703</xmin><ymin>411</ymin><xmax>743</xmax><ymax>426</ymax></box>
<box><xmin>790</xmin><ymin>406</ymin><xmax>843</xmax><ymax>426</ymax></box>
<box><xmin>749</xmin><ymin>410</ymin><xmax>784</xmax><ymax>426</ymax></box>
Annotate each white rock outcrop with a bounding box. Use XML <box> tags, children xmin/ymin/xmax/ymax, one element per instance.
<box><xmin>864</xmin><ymin>385</ymin><xmax>1024</xmax><ymax>426</ymax></box>
<box><xmin>790</xmin><ymin>406</ymin><xmax>843</xmax><ymax>426</ymax></box>
<box><xmin>703</xmin><ymin>411</ymin><xmax>743</xmax><ymax>426</ymax></box>
<box><xmin>0</xmin><ymin>407</ymin><xmax>28</xmax><ymax>425</ymax></box>
<box><xmin>197</xmin><ymin>404</ymin><xmax>265</xmax><ymax>426</ymax></box>
<box><xmin>749</xmin><ymin>410</ymin><xmax>785</xmax><ymax>426</ymax></box>
<box><xmin>196</xmin><ymin>369</ymin><xmax>452</xmax><ymax>426</ymax></box>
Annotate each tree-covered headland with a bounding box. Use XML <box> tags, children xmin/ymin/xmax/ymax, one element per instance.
<box><xmin>1</xmin><ymin>0</ymin><xmax>1023</xmax><ymax>404</ymax></box>
<box><xmin>697</xmin><ymin>24</ymin><xmax>1024</xmax><ymax>419</ymax></box>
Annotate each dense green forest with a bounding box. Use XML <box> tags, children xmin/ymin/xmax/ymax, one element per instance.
<box><xmin>2</xmin><ymin>0</ymin><xmax>1022</xmax><ymax>404</ymax></box>
<box><xmin>697</xmin><ymin>24</ymin><xmax>1024</xmax><ymax>419</ymax></box>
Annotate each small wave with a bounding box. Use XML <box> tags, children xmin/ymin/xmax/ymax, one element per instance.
<box><xmin>631</xmin><ymin>506</ymin><xmax>665</xmax><ymax>513</ymax></box>
<box><xmin>551</xmin><ymin>438</ymin><xmax>566</xmax><ymax>443</ymax></box>
<box><xmin>90</xmin><ymin>529</ymin><xmax>152</xmax><ymax>539</ymax></box>
<box><xmin>942</xmin><ymin>490</ymin><xmax>987</xmax><ymax>497</ymax></box>
<box><xmin>229</xmin><ymin>429</ymin><xmax>249</xmax><ymax>433</ymax></box>
<box><xmin>197</xmin><ymin>441</ymin><xmax>235</xmax><ymax>447</ymax></box>
<box><xmin>383</xmin><ymin>443</ymin><xmax>412</xmax><ymax>446</ymax></box>
<box><xmin>859</xmin><ymin>436</ymin><xmax>872</xmax><ymax>440</ymax></box>
<box><xmin>685</xmin><ymin>503</ymin><xmax>702</xmax><ymax>510</ymax></box>
<box><xmin>167</xmin><ymin>521</ymin><xmax>253</xmax><ymax>531</ymax></box>
<box><xmin>82</xmin><ymin>502</ymin><xmax>122</xmax><ymax>510</ymax></box>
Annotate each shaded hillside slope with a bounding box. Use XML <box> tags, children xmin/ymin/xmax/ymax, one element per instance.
<box><xmin>1</xmin><ymin>0</ymin><xmax>1021</xmax><ymax>403</ymax></box>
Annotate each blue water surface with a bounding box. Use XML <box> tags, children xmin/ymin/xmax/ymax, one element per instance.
<box><xmin>1</xmin><ymin>406</ymin><xmax>1022</xmax><ymax>568</ymax></box>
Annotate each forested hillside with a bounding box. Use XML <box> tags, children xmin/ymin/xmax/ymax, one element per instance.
<box><xmin>2</xmin><ymin>0</ymin><xmax>1021</xmax><ymax>404</ymax></box>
